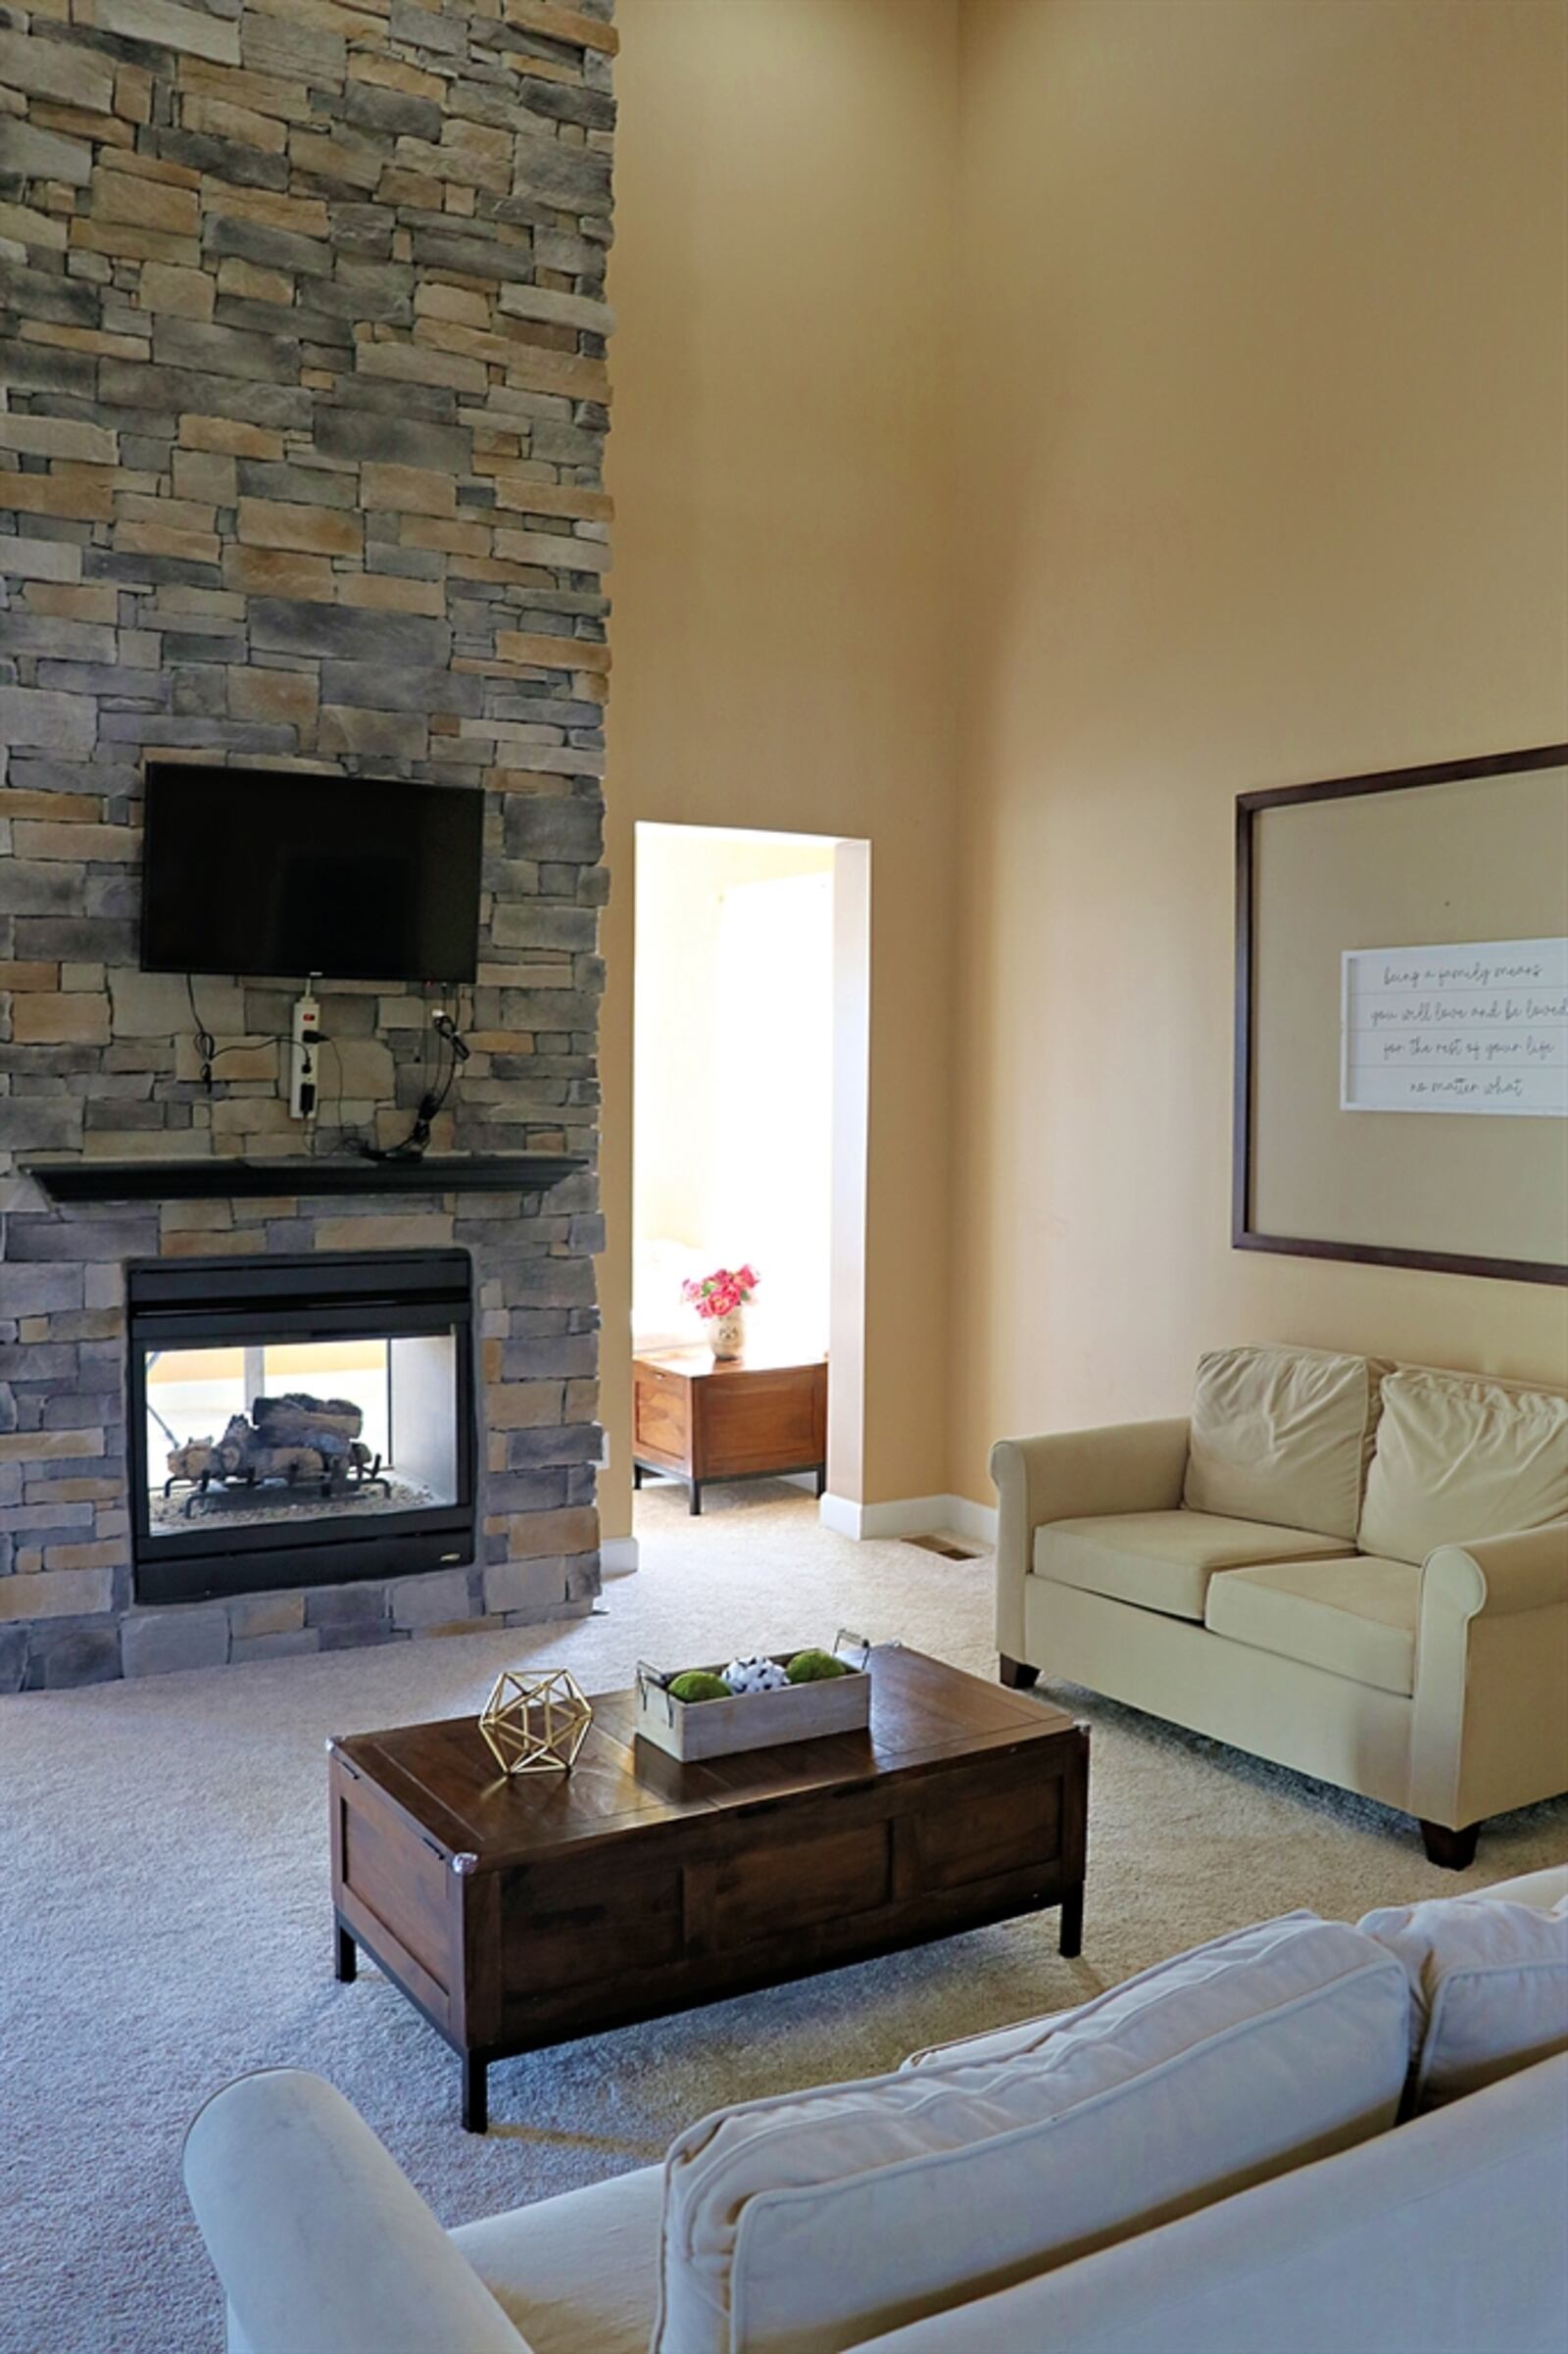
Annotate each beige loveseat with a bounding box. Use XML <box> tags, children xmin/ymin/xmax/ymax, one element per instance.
<box><xmin>183</xmin><ymin>1867</ymin><xmax>1568</xmax><ymax>2354</ymax></box>
<box><xmin>994</xmin><ymin>1347</ymin><xmax>1568</xmax><ymax>1865</ymax></box>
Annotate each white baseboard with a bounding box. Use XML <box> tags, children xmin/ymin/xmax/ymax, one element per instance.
<box><xmin>942</xmin><ymin>1492</ymin><xmax>1000</xmax><ymax>1548</ymax></box>
<box><xmin>600</xmin><ymin>1537</ymin><xmax>640</xmax><ymax>1578</ymax></box>
<box><xmin>817</xmin><ymin>1490</ymin><xmax>866</xmax><ymax>1539</ymax></box>
<box><xmin>818</xmin><ymin>1492</ymin><xmax>997</xmax><ymax>1546</ymax></box>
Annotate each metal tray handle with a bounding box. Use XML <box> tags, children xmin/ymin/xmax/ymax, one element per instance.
<box><xmin>635</xmin><ymin>1660</ymin><xmax>676</xmax><ymax>1726</ymax></box>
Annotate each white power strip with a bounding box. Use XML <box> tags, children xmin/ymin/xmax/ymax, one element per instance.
<box><xmin>289</xmin><ymin>988</ymin><xmax>321</xmax><ymax>1121</ymax></box>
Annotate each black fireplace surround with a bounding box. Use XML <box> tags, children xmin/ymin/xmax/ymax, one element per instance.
<box><xmin>127</xmin><ymin>1251</ymin><xmax>476</xmax><ymax>1605</ymax></box>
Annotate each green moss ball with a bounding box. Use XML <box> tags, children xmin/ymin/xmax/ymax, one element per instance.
<box><xmin>786</xmin><ymin>1648</ymin><xmax>851</xmax><ymax>1685</ymax></box>
<box><xmin>669</xmin><ymin>1670</ymin><xmax>732</xmax><ymax>1704</ymax></box>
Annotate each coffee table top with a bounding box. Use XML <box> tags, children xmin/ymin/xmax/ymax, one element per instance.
<box><xmin>330</xmin><ymin>1645</ymin><xmax>1078</xmax><ymax>1872</ymax></box>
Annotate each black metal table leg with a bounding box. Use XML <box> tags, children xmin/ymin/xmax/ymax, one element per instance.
<box><xmin>334</xmin><ymin>1920</ymin><xmax>357</xmax><ymax>1983</ymax></box>
<box><xmin>1058</xmin><ymin>1882</ymin><xmax>1084</xmax><ymax>1959</ymax></box>
<box><xmin>462</xmin><ymin>2051</ymin><xmax>488</xmax><ymax>2133</ymax></box>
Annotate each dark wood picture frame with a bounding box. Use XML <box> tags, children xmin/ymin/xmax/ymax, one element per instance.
<box><xmin>1233</xmin><ymin>744</ymin><xmax>1568</xmax><ymax>1288</ymax></box>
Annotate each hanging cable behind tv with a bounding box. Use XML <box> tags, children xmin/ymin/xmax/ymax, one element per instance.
<box><xmin>358</xmin><ymin>1004</ymin><xmax>470</xmax><ymax>1163</ymax></box>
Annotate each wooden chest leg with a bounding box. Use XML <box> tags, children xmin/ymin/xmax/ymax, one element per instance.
<box><xmin>334</xmin><ymin>1919</ymin><xmax>357</xmax><ymax>1983</ymax></box>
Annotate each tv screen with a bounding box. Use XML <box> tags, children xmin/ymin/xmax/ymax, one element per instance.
<box><xmin>139</xmin><ymin>764</ymin><xmax>483</xmax><ymax>984</ymax></box>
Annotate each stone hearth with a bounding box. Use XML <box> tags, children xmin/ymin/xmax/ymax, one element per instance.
<box><xmin>0</xmin><ymin>0</ymin><xmax>618</xmax><ymax>1688</ymax></box>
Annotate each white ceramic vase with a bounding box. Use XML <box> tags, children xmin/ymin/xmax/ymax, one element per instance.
<box><xmin>709</xmin><ymin>1307</ymin><xmax>745</xmax><ymax>1361</ymax></box>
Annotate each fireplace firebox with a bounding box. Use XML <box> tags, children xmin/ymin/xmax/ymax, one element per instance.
<box><xmin>127</xmin><ymin>1252</ymin><xmax>476</xmax><ymax>1605</ymax></box>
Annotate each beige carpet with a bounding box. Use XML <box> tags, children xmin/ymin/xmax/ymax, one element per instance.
<box><xmin>3</xmin><ymin>1479</ymin><xmax>1564</xmax><ymax>2354</ymax></box>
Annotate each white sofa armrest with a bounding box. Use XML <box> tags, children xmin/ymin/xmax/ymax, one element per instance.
<box><xmin>183</xmin><ymin>2070</ymin><xmax>531</xmax><ymax>2354</ymax></box>
<box><xmin>1422</xmin><ymin>1519</ymin><xmax>1568</xmax><ymax>1620</ymax></box>
<box><xmin>1411</xmin><ymin>1521</ymin><xmax>1568</xmax><ymax>1831</ymax></box>
<box><xmin>991</xmin><ymin>1419</ymin><xmax>1190</xmax><ymax>1662</ymax></box>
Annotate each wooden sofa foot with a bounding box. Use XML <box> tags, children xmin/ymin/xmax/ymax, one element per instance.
<box><xmin>1420</xmin><ymin>1819</ymin><xmax>1479</xmax><ymax>1871</ymax></box>
<box><xmin>1000</xmin><ymin>1656</ymin><xmax>1039</xmax><ymax>1691</ymax></box>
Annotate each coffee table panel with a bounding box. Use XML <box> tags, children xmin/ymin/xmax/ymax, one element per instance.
<box><xmin>912</xmin><ymin>1753</ymin><xmax>1063</xmax><ymax>1890</ymax></box>
<box><xmin>332</xmin><ymin>1759</ymin><xmax>462</xmax><ymax>2035</ymax></box>
<box><xmin>501</xmin><ymin>1850</ymin><xmax>687</xmax><ymax>1993</ymax></box>
<box><xmin>712</xmin><ymin>1814</ymin><xmax>892</xmax><ymax>1945</ymax></box>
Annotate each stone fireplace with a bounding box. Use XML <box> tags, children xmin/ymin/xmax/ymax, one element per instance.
<box><xmin>0</xmin><ymin>0</ymin><xmax>618</xmax><ymax>1687</ymax></box>
<box><xmin>127</xmin><ymin>1248</ymin><xmax>477</xmax><ymax>1604</ymax></box>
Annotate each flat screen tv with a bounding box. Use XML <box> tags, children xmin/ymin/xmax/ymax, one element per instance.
<box><xmin>140</xmin><ymin>764</ymin><xmax>483</xmax><ymax>983</ymax></box>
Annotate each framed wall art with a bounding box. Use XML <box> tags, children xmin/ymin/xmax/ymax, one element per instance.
<box><xmin>1233</xmin><ymin>744</ymin><xmax>1568</xmax><ymax>1286</ymax></box>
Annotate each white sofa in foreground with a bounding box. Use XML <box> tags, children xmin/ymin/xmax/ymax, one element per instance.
<box><xmin>183</xmin><ymin>1868</ymin><xmax>1568</xmax><ymax>2354</ymax></box>
<box><xmin>993</xmin><ymin>1347</ymin><xmax>1568</xmax><ymax>1865</ymax></box>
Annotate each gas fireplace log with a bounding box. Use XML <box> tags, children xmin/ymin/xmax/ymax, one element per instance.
<box><xmin>210</xmin><ymin>1414</ymin><xmax>327</xmax><ymax>1485</ymax></box>
<box><xmin>168</xmin><ymin>1437</ymin><xmax>220</xmax><ymax>1483</ymax></box>
<box><xmin>166</xmin><ymin>1397</ymin><xmax>373</xmax><ymax>1491</ymax></box>
<box><xmin>249</xmin><ymin>1442</ymin><xmax>329</xmax><ymax>1485</ymax></box>
<box><xmin>250</xmin><ymin>1394</ymin><xmax>364</xmax><ymax>1453</ymax></box>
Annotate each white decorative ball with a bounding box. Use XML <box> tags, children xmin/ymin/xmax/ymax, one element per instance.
<box><xmin>723</xmin><ymin>1654</ymin><xmax>789</xmax><ymax>1694</ymax></box>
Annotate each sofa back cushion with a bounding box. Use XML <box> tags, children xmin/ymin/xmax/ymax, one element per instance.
<box><xmin>1357</xmin><ymin>1367</ymin><xmax>1568</xmax><ymax>1564</ymax></box>
<box><xmin>655</xmin><ymin>1915</ymin><xmax>1409</xmax><ymax>2354</ymax></box>
<box><xmin>1359</xmin><ymin>1891</ymin><xmax>1568</xmax><ymax>2112</ymax></box>
<box><xmin>1183</xmin><ymin>1346</ymin><xmax>1388</xmax><ymax>1541</ymax></box>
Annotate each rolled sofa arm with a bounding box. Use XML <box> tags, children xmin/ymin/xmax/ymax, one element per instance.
<box><xmin>183</xmin><ymin>2070</ymin><xmax>531</xmax><ymax>2354</ymax></box>
<box><xmin>1411</xmin><ymin>1521</ymin><xmax>1568</xmax><ymax>1832</ymax></box>
<box><xmin>1422</xmin><ymin>1519</ymin><xmax>1568</xmax><ymax>1620</ymax></box>
<box><xmin>991</xmin><ymin>1418</ymin><xmax>1190</xmax><ymax>1662</ymax></box>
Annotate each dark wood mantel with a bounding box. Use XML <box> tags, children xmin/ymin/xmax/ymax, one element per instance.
<box><xmin>23</xmin><ymin>1153</ymin><xmax>588</xmax><ymax>1205</ymax></box>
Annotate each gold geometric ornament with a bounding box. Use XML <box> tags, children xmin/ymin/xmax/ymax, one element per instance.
<box><xmin>477</xmin><ymin>1666</ymin><xmax>593</xmax><ymax>1777</ymax></box>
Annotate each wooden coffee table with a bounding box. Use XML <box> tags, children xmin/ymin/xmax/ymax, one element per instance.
<box><xmin>328</xmin><ymin>1645</ymin><xmax>1088</xmax><ymax>2130</ymax></box>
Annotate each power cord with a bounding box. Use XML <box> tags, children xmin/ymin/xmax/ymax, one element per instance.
<box><xmin>356</xmin><ymin>1005</ymin><xmax>469</xmax><ymax>1163</ymax></box>
<box><xmin>186</xmin><ymin>974</ymin><xmax>296</xmax><ymax>1089</ymax></box>
<box><xmin>186</xmin><ymin>973</ymin><xmax>217</xmax><ymax>1090</ymax></box>
<box><xmin>185</xmin><ymin>974</ymin><xmax>469</xmax><ymax>1163</ymax></box>
<box><xmin>307</xmin><ymin>1036</ymin><xmax>351</xmax><ymax>1157</ymax></box>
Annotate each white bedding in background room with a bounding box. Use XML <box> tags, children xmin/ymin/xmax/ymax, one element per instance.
<box><xmin>631</xmin><ymin>1237</ymin><xmax>710</xmax><ymax>1351</ymax></box>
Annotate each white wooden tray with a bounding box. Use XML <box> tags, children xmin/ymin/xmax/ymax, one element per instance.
<box><xmin>635</xmin><ymin>1634</ymin><xmax>872</xmax><ymax>1763</ymax></box>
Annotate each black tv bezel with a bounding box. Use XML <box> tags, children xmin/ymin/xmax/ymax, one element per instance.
<box><xmin>138</xmin><ymin>761</ymin><xmax>484</xmax><ymax>986</ymax></box>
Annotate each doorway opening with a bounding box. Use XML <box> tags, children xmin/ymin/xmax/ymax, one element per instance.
<box><xmin>629</xmin><ymin>824</ymin><xmax>869</xmax><ymax>1531</ymax></box>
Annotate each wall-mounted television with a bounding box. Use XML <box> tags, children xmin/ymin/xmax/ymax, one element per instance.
<box><xmin>139</xmin><ymin>764</ymin><xmax>484</xmax><ymax>984</ymax></box>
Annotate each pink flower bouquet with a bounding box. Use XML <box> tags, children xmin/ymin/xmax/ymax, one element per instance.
<box><xmin>681</xmin><ymin>1264</ymin><xmax>760</xmax><ymax>1321</ymax></box>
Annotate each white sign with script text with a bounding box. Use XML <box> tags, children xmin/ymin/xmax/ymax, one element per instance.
<box><xmin>1341</xmin><ymin>938</ymin><xmax>1568</xmax><ymax>1117</ymax></box>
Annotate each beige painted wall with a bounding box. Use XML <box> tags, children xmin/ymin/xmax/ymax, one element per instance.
<box><xmin>950</xmin><ymin>0</ymin><xmax>1568</xmax><ymax>1500</ymax></box>
<box><xmin>603</xmin><ymin>0</ymin><xmax>959</xmax><ymax>1537</ymax></box>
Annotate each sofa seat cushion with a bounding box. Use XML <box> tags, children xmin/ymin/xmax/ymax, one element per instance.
<box><xmin>1034</xmin><ymin>1510</ymin><xmax>1351</xmax><ymax>1622</ymax></box>
<box><xmin>655</xmin><ymin>1915</ymin><xmax>1409</xmax><ymax>2354</ymax></box>
<box><xmin>1358</xmin><ymin>1366</ymin><xmax>1568</xmax><ymax>1564</ymax></box>
<box><xmin>1184</xmin><ymin>1345</ymin><xmax>1390</xmax><ymax>1541</ymax></box>
<box><xmin>1203</xmin><ymin>1556</ymin><xmax>1420</xmax><ymax>1696</ymax></box>
<box><xmin>452</xmin><ymin>2165</ymin><xmax>662</xmax><ymax>2354</ymax></box>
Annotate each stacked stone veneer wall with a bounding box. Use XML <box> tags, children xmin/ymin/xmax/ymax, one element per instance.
<box><xmin>0</xmin><ymin>0</ymin><xmax>615</xmax><ymax>1690</ymax></box>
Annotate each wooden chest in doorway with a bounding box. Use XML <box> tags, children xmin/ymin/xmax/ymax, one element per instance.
<box><xmin>632</xmin><ymin>1346</ymin><xmax>827</xmax><ymax>1514</ymax></box>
